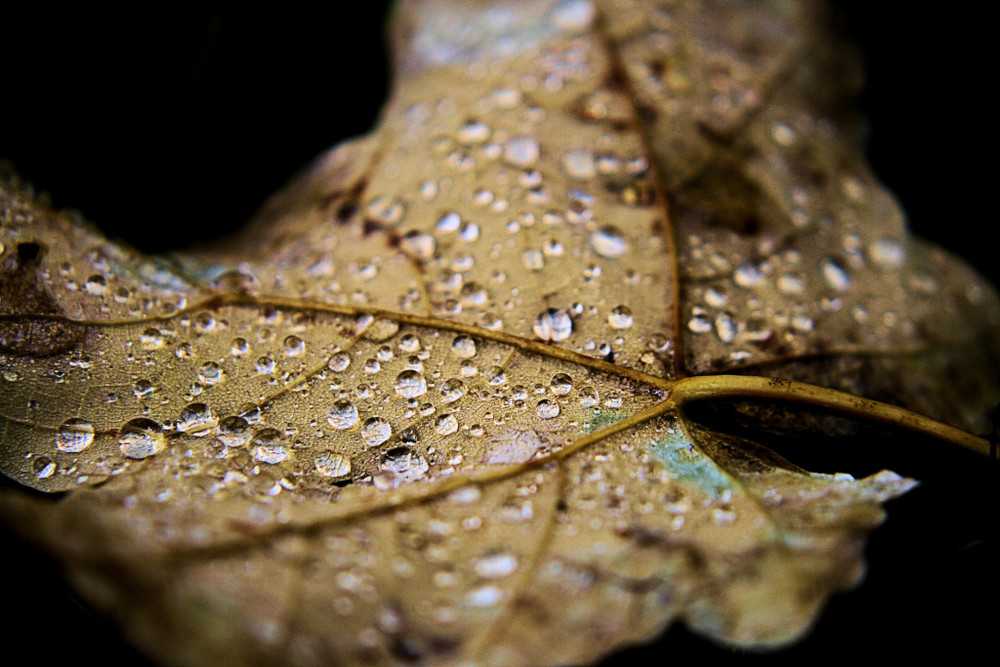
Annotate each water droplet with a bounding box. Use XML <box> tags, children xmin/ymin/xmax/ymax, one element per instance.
<box><xmin>688</xmin><ymin>312</ymin><xmax>713</xmax><ymax>333</ymax></box>
<box><xmin>533</xmin><ymin>308</ymin><xmax>573</xmax><ymax>342</ymax></box>
<box><xmin>715</xmin><ymin>312</ymin><xmax>738</xmax><ymax>343</ymax></box>
<box><xmin>328</xmin><ymin>352</ymin><xmax>351</xmax><ymax>372</ymax></box>
<box><xmin>379</xmin><ymin>446</ymin><xmax>429</xmax><ymax>480</ymax></box>
<box><xmin>451</xmin><ymin>335</ymin><xmax>477</xmax><ymax>359</ymax></box>
<box><xmin>465</xmin><ymin>585</ymin><xmax>503</xmax><ymax>607</ymax></box>
<box><xmin>315</xmin><ymin>451</ymin><xmax>352</xmax><ymax>479</ymax></box>
<box><xmin>589</xmin><ymin>225</ymin><xmax>627</xmax><ymax>258</ymax></box>
<box><xmin>361</xmin><ymin>417</ymin><xmax>392</xmax><ymax>447</ymax></box>
<box><xmin>55</xmin><ymin>418</ymin><xmax>95</xmax><ymax>453</ymax></box>
<box><xmin>551</xmin><ymin>0</ymin><xmax>597</xmax><ymax>32</ymax></box>
<box><xmin>456</xmin><ymin>120</ymin><xmax>491</xmax><ymax>144</ymax></box>
<box><xmin>473</xmin><ymin>552</ymin><xmax>519</xmax><ymax>578</ymax></box>
<box><xmin>435</xmin><ymin>413</ymin><xmax>459</xmax><ymax>435</ymax></box>
<box><xmin>436</xmin><ymin>212</ymin><xmax>462</xmax><ymax>233</ymax></box>
<box><xmin>579</xmin><ymin>386</ymin><xmax>599</xmax><ymax>408</ymax></box>
<box><xmin>607</xmin><ymin>305</ymin><xmax>634</xmax><ymax>329</ymax></box>
<box><xmin>365</xmin><ymin>195</ymin><xmax>406</xmax><ymax>226</ymax></box>
<box><xmin>821</xmin><ymin>258</ymin><xmax>851</xmax><ymax>292</ymax></box>
<box><xmin>255</xmin><ymin>356</ymin><xmax>275</xmax><ymax>374</ymax></box>
<box><xmin>252</xmin><ymin>428</ymin><xmax>289</xmax><ymax>464</ymax></box>
<box><xmin>327</xmin><ymin>401</ymin><xmax>359</xmax><ymax>430</ymax></box>
<box><xmin>230</xmin><ymin>337</ymin><xmax>249</xmax><ymax>356</ymax></box>
<box><xmin>118</xmin><ymin>418</ymin><xmax>165</xmax><ymax>459</ymax></box>
<box><xmin>562</xmin><ymin>148</ymin><xmax>596</xmax><ymax>180</ymax></box>
<box><xmin>177</xmin><ymin>402</ymin><xmax>218</xmax><ymax>436</ymax></box>
<box><xmin>133</xmin><ymin>379</ymin><xmax>155</xmax><ymax>400</ymax></box>
<box><xmin>217</xmin><ymin>415</ymin><xmax>250</xmax><ymax>447</ymax></box>
<box><xmin>486</xmin><ymin>366</ymin><xmax>507</xmax><ymax>386</ymax></box>
<box><xmin>536</xmin><ymin>399</ymin><xmax>560</xmax><ymax>419</ymax></box>
<box><xmin>734</xmin><ymin>264</ymin><xmax>764</xmax><ymax>288</ymax></box>
<box><xmin>33</xmin><ymin>456</ymin><xmax>56</xmax><ymax>479</ymax></box>
<box><xmin>776</xmin><ymin>273</ymin><xmax>806</xmax><ymax>295</ymax></box>
<box><xmin>198</xmin><ymin>361</ymin><xmax>224</xmax><ymax>385</ymax></box>
<box><xmin>139</xmin><ymin>328</ymin><xmax>164</xmax><ymax>350</ymax></box>
<box><xmin>440</xmin><ymin>378</ymin><xmax>466</xmax><ymax>403</ymax></box>
<box><xmin>398</xmin><ymin>334</ymin><xmax>422</xmax><ymax>353</ymax></box>
<box><xmin>283</xmin><ymin>335</ymin><xmax>305</xmax><ymax>357</ymax></box>
<box><xmin>401</xmin><ymin>230</ymin><xmax>436</xmax><ymax>260</ymax></box>
<box><xmin>549</xmin><ymin>373</ymin><xmax>573</xmax><ymax>396</ymax></box>
<box><xmin>84</xmin><ymin>274</ymin><xmax>106</xmax><ymax>296</ymax></box>
<box><xmin>869</xmin><ymin>238</ymin><xmax>906</xmax><ymax>269</ymax></box>
<box><xmin>503</xmin><ymin>136</ymin><xmax>540</xmax><ymax>167</ymax></box>
<box><xmin>394</xmin><ymin>370</ymin><xmax>428</xmax><ymax>398</ymax></box>
<box><xmin>522</xmin><ymin>248</ymin><xmax>545</xmax><ymax>271</ymax></box>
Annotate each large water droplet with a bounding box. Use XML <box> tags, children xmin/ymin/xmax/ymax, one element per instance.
<box><xmin>533</xmin><ymin>308</ymin><xmax>573</xmax><ymax>341</ymax></box>
<box><xmin>118</xmin><ymin>418</ymin><xmax>165</xmax><ymax>459</ymax></box>
<box><xmin>401</xmin><ymin>231</ymin><xmax>436</xmax><ymax>261</ymax></box>
<box><xmin>327</xmin><ymin>401</ymin><xmax>359</xmax><ymax>430</ymax></box>
<box><xmin>440</xmin><ymin>378</ymin><xmax>466</xmax><ymax>403</ymax></box>
<box><xmin>451</xmin><ymin>335</ymin><xmax>477</xmax><ymax>359</ymax></box>
<box><xmin>361</xmin><ymin>417</ymin><xmax>392</xmax><ymax>447</ymax></box>
<box><xmin>328</xmin><ymin>351</ymin><xmax>351</xmax><ymax>372</ymax></box>
<box><xmin>177</xmin><ymin>402</ymin><xmax>218</xmax><ymax>436</ymax></box>
<box><xmin>435</xmin><ymin>413</ymin><xmax>459</xmax><ymax>435</ymax></box>
<box><xmin>503</xmin><ymin>136</ymin><xmax>540</xmax><ymax>167</ymax></box>
<box><xmin>590</xmin><ymin>225</ymin><xmax>627</xmax><ymax>258</ymax></box>
<box><xmin>394</xmin><ymin>370</ymin><xmax>428</xmax><ymax>398</ymax></box>
<box><xmin>217</xmin><ymin>415</ymin><xmax>250</xmax><ymax>447</ymax></box>
<box><xmin>549</xmin><ymin>373</ymin><xmax>573</xmax><ymax>396</ymax></box>
<box><xmin>315</xmin><ymin>451</ymin><xmax>352</xmax><ymax>479</ymax></box>
<box><xmin>536</xmin><ymin>399</ymin><xmax>560</xmax><ymax>419</ymax></box>
<box><xmin>252</xmin><ymin>428</ymin><xmax>289</xmax><ymax>464</ymax></box>
<box><xmin>55</xmin><ymin>418</ymin><xmax>94</xmax><ymax>453</ymax></box>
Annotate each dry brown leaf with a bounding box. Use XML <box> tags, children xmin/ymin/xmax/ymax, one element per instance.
<box><xmin>1</xmin><ymin>1</ymin><xmax>998</xmax><ymax>665</ymax></box>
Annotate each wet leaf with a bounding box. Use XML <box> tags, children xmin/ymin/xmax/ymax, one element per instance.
<box><xmin>1</xmin><ymin>1</ymin><xmax>998</xmax><ymax>665</ymax></box>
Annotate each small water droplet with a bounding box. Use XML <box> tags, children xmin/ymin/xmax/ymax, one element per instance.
<box><xmin>55</xmin><ymin>418</ymin><xmax>95</xmax><ymax>453</ymax></box>
<box><xmin>440</xmin><ymin>378</ymin><xmax>466</xmax><ymax>403</ymax></box>
<box><xmin>869</xmin><ymin>238</ymin><xmax>906</xmax><ymax>269</ymax></box>
<box><xmin>536</xmin><ymin>399</ymin><xmax>560</xmax><ymax>419</ymax></box>
<box><xmin>607</xmin><ymin>305</ymin><xmax>634</xmax><ymax>329</ymax></box>
<box><xmin>589</xmin><ymin>225</ymin><xmax>627</xmax><ymax>258</ymax></box>
<box><xmin>365</xmin><ymin>195</ymin><xmax>406</xmax><ymax>226</ymax></box>
<box><xmin>522</xmin><ymin>248</ymin><xmax>545</xmax><ymax>271</ymax></box>
<box><xmin>361</xmin><ymin>417</ymin><xmax>392</xmax><ymax>447</ymax></box>
<box><xmin>436</xmin><ymin>212</ymin><xmax>462</xmax><ymax>233</ymax></box>
<box><xmin>486</xmin><ymin>366</ymin><xmax>507</xmax><ymax>386</ymax></box>
<box><xmin>84</xmin><ymin>273</ymin><xmax>107</xmax><ymax>296</ymax></box>
<box><xmin>327</xmin><ymin>401</ymin><xmax>359</xmax><ymax>430</ymax></box>
<box><xmin>533</xmin><ymin>308</ymin><xmax>573</xmax><ymax>341</ymax></box>
<box><xmin>715</xmin><ymin>312</ymin><xmax>738</xmax><ymax>343</ymax></box>
<box><xmin>118</xmin><ymin>418</ymin><xmax>165</xmax><ymax>459</ymax></box>
<box><xmin>133</xmin><ymin>379</ymin><xmax>155</xmax><ymax>400</ymax></box>
<box><xmin>821</xmin><ymin>258</ymin><xmax>851</xmax><ymax>292</ymax></box>
<box><xmin>456</xmin><ymin>120</ymin><xmax>491</xmax><ymax>144</ymax></box>
<box><xmin>473</xmin><ymin>552</ymin><xmax>519</xmax><ymax>578</ymax></box>
<box><xmin>255</xmin><ymin>356</ymin><xmax>276</xmax><ymax>374</ymax></box>
<box><xmin>139</xmin><ymin>328</ymin><xmax>164</xmax><ymax>350</ymax></box>
<box><xmin>562</xmin><ymin>148</ymin><xmax>596</xmax><ymax>180</ymax></box>
<box><xmin>379</xmin><ymin>446</ymin><xmax>429</xmax><ymax>481</ymax></box>
<box><xmin>230</xmin><ymin>337</ymin><xmax>249</xmax><ymax>356</ymax></box>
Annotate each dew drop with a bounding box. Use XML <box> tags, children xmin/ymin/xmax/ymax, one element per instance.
<box><xmin>283</xmin><ymin>335</ymin><xmax>305</xmax><ymax>357</ymax></box>
<box><xmin>486</xmin><ymin>366</ymin><xmax>507</xmax><ymax>386</ymax></box>
<box><xmin>379</xmin><ymin>446</ymin><xmax>429</xmax><ymax>480</ymax></box>
<box><xmin>198</xmin><ymin>361</ymin><xmax>225</xmax><ymax>385</ymax></box>
<box><xmin>328</xmin><ymin>352</ymin><xmax>351</xmax><ymax>372</ymax></box>
<box><xmin>315</xmin><ymin>451</ymin><xmax>352</xmax><ymax>479</ymax></box>
<box><xmin>533</xmin><ymin>308</ymin><xmax>573</xmax><ymax>342</ymax></box>
<box><xmin>503</xmin><ymin>136</ymin><xmax>540</xmax><ymax>167</ymax></box>
<box><xmin>522</xmin><ymin>248</ymin><xmax>545</xmax><ymax>271</ymax></box>
<box><xmin>55</xmin><ymin>418</ymin><xmax>95</xmax><ymax>453</ymax></box>
<box><xmin>715</xmin><ymin>312</ymin><xmax>738</xmax><ymax>343</ymax></box>
<box><xmin>139</xmin><ymin>328</ymin><xmax>164</xmax><ymax>350</ymax></box>
<box><xmin>118</xmin><ymin>418</ymin><xmax>165</xmax><ymax>459</ymax></box>
<box><xmin>177</xmin><ymin>402</ymin><xmax>218</xmax><ymax>436</ymax></box>
<box><xmin>365</xmin><ymin>195</ymin><xmax>406</xmax><ymax>226</ymax></box>
<box><xmin>451</xmin><ymin>335</ymin><xmax>477</xmax><ymax>358</ymax></box>
<box><xmin>435</xmin><ymin>413</ymin><xmax>459</xmax><ymax>435</ymax></box>
<box><xmin>536</xmin><ymin>399</ymin><xmax>560</xmax><ymax>419</ymax></box>
<box><xmin>820</xmin><ymin>258</ymin><xmax>851</xmax><ymax>292</ymax></box>
<box><xmin>440</xmin><ymin>378</ymin><xmax>466</xmax><ymax>403</ymax></box>
<box><xmin>550</xmin><ymin>373</ymin><xmax>573</xmax><ymax>396</ymax></box>
<box><xmin>562</xmin><ymin>148</ymin><xmax>596</xmax><ymax>180</ymax></box>
<box><xmin>252</xmin><ymin>428</ymin><xmax>289</xmax><ymax>464</ymax></box>
<box><xmin>401</xmin><ymin>231</ymin><xmax>436</xmax><ymax>261</ymax></box>
<box><xmin>255</xmin><ymin>356</ymin><xmax>275</xmax><ymax>374</ymax></box>
<box><xmin>217</xmin><ymin>415</ymin><xmax>251</xmax><ymax>447</ymax></box>
<box><xmin>869</xmin><ymin>238</ymin><xmax>906</xmax><ymax>269</ymax></box>
<box><xmin>589</xmin><ymin>225</ymin><xmax>627</xmax><ymax>258</ymax></box>
<box><xmin>361</xmin><ymin>417</ymin><xmax>392</xmax><ymax>447</ymax></box>
<box><xmin>133</xmin><ymin>379</ymin><xmax>155</xmax><ymax>399</ymax></box>
<box><xmin>327</xmin><ymin>400</ymin><xmax>359</xmax><ymax>430</ymax></box>
<box><xmin>436</xmin><ymin>212</ymin><xmax>462</xmax><ymax>233</ymax></box>
<box><xmin>230</xmin><ymin>337</ymin><xmax>249</xmax><ymax>356</ymax></box>
<box><xmin>607</xmin><ymin>305</ymin><xmax>634</xmax><ymax>329</ymax></box>
<box><xmin>394</xmin><ymin>370</ymin><xmax>428</xmax><ymax>398</ymax></box>
<box><xmin>33</xmin><ymin>456</ymin><xmax>56</xmax><ymax>479</ymax></box>
<box><xmin>473</xmin><ymin>552</ymin><xmax>519</xmax><ymax>578</ymax></box>
<box><xmin>456</xmin><ymin>120</ymin><xmax>491</xmax><ymax>144</ymax></box>
<box><xmin>734</xmin><ymin>264</ymin><xmax>764</xmax><ymax>288</ymax></box>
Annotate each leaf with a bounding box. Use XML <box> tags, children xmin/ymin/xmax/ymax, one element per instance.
<box><xmin>1</xmin><ymin>1</ymin><xmax>998</xmax><ymax>665</ymax></box>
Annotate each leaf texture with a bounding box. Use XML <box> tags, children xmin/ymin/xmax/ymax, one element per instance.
<box><xmin>1</xmin><ymin>1</ymin><xmax>998</xmax><ymax>665</ymax></box>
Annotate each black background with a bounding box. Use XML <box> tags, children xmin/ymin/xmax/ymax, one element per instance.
<box><xmin>2</xmin><ymin>3</ymin><xmax>996</xmax><ymax>664</ymax></box>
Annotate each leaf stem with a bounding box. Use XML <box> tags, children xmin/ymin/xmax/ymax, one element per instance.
<box><xmin>671</xmin><ymin>375</ymin><xmax>992</xmax><ymax>457</ymax></box>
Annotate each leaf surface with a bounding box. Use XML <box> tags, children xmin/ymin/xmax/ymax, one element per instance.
<box><xmin>1</xmin><ymin>1</ymin><xmax>998</xmax><ymax>665</ymax></box>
